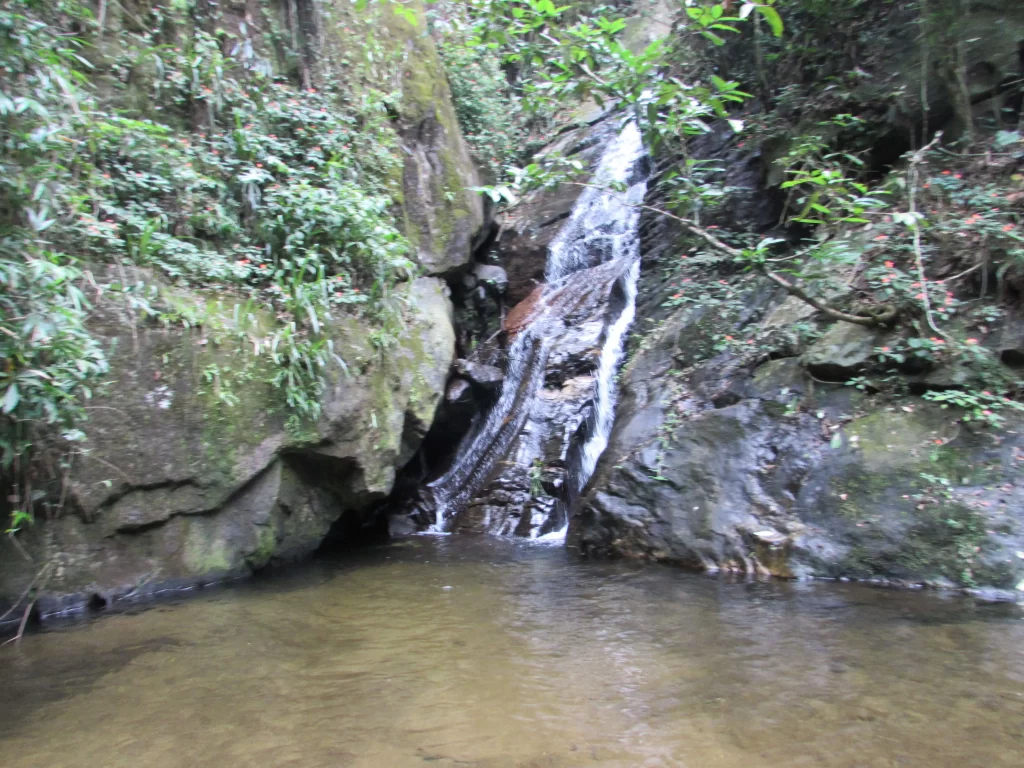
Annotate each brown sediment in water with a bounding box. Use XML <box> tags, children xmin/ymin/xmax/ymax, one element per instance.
<box><xmin>0</xmin><ymin>537</ymin><xmax>1022</xmax><ymax>768</ymax></box>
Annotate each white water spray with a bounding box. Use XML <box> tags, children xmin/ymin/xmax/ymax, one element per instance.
<box><xmin>579</xmin><ymin>257</ymin><xmax>640</xmax><ymax>484</ymax></box>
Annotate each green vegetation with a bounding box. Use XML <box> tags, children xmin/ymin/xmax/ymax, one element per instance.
<box><xmin>437</xmin><ymin>15</ymin><xmax>525</xmax><ymax>179</ymax></box>
<box><xmin>0</xmin><ymin>0</ymin><xmax>421</xmax><ymax>528</ymax></box>
<box><xmin>450</xmin><ymin>0</ymin><xmax>1023</xmax><ymax>439</ymax></box>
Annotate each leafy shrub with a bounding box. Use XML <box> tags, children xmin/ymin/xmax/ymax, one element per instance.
<box><xmin>0</xmin><ymin>0</ymin><xmax>419</xmax><ymax>527</ymax></box>
<box><xmin>440</xmin><ymin>36</ymin><xmax>524</xmax><ymax>178</ymax></box>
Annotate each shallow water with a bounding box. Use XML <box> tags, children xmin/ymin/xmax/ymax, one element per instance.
<box><xmin>1</xmin><ymin>537</ymin><xmax>1023</xmax><ymax>768</ymax></box>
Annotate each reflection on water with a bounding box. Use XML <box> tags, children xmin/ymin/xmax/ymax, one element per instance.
<box><xmin>1</xmin><ymin>537</ymin><xmax>1022</xmax><ymax>767</ymax></box>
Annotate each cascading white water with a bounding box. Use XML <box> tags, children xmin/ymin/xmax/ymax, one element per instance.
<box><xmin>540</xmin><ymin>145</ymin><xmax>647</xmax><ymax>542</ymax></box>
<box><xmin>534</xmin><ymin>261</ymin><xmax>639</xmax><ymax>538</ymax></box>
<box><xmin>579</xmin><ymin>257</ymin><xmax>640</xmax><ymax>484</ymax></box>
<box><xmin>426</xmin><ymin>330</ymin><xmax>548</xmax><ymax>532</ymax></box>
<box><xmin>546</xmin><ymin>121</ymin><xmax>646</xmax><ymax>282</ymax></box>
<box><xmin>427</xmin><ymin>119</ymin><xmax>648</xmax><ymax>535</ymax></box>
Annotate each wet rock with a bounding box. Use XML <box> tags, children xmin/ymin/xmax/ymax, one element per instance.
<box><xmin>503</xmin><ymin>284</ymin><xmax>547</xmax><ymax>335</ymax></box>
<box><xmin>574</xmin><ymin>328</ymin><xmax>1024</xmax><ymax>593</ymax></box>
<box><xmin>802</xmin><ymin>322</ymin><xmax>880</xmax><ymax>381</ymax></box>
<box><xmin>493</xmin><ymin>119</ymin><xmax>618</xmax><ymax>305</ymax></box>
<box><xmin>472</xmin><ymin>264</ymin><xmax>509</xmax><ymax>295</ymax></box>
<box><xmin>454</xmin><ymin>359</ymin><xmax>504</xmax><ymax>391</ymax></box>
<box><xmin>445</xmin><ymin>377</ymin><xmax>474</xmax><ymax>405</ymax></box>
<box><xmin>546</xmin><ymin>319</ymin><xmax>603</xmax><ymax>384</ymax></box>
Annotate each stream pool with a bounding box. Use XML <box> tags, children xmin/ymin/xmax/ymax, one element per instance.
<box><xmin>1</xmin><ymin>536</ymin><xmax>1022</xmax><ymax>767</ymax></box>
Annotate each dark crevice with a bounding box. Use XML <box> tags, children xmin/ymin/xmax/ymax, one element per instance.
<box><xmin>315</xmin><ymin>508</ymin><xmax>389</xmax><ymax>555</ymax></box>
<box><xmin>93</xmin><ymin>477</ymin><xmax>203</xmax><ymax>514</ymax></box>
<box><xmin>88</xmin><ymin>592</ymin><xmax>109</xmax><ymax>612</ymax></box>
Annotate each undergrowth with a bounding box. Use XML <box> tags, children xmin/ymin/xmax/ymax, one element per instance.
<box><xmin>0</xmin><ymin>0</ymin><xmax>418</xmax><ymax>528</ymax></box>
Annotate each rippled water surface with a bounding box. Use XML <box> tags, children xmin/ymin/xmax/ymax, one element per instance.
<box><xmin>2</xmin><ymin>537</ymin><xmax>1023</xmax><ymax>767</ymax></box>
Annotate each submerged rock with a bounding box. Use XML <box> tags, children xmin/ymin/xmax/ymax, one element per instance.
<box><xmin>454</xmin><ymin>359</ymin><xmax>505</xmax><ymax>391</ymax></box>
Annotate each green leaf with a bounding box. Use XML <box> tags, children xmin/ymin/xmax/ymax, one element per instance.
<box><xmin>1</xmin><ymin>384</ymin><xmax>20</xmax><ymax>415</ymax></box>
<box><xmin>757</xmin><ymin>6</ymin><xmax>784</xmax><ymax>37</ymax></box>
<box><xmin>995</xmin><ymin>130</ymin><xmax>1021</xmax><ymax>149</ymax></box>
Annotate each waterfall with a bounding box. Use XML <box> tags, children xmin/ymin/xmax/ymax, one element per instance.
<box><xmin>579</xmin><ymin>258</ymin><xmax>640</xmax><ymax>487</ymax></box>
<box><xmin>426</xmin><ymin>331</ymin><xmax>550</xmax><ymax>531</ymax></box>
<box><xmin>546</xmin><ymin>121</ymin><xmax>646</xmax><ymax>282</ymax></box>
<box><xmin>426</xmin><ymin>120</ymin><xmax>648</xmax><ymax>535</ymax></box>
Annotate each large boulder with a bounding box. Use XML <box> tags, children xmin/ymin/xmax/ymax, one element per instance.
<box><xmin>0</xmin><ymin>277</ymin><xmax>455</xmax><ymax>615</ymax></box>
<box><xmin>572</xmin><ymin>305</ymin><xmax>1024</xmax><ymax>598</ymax></box>
<box><xmin>388</xmin><ymin>3</ymin><xmax>486</xmax><ymax>275</ymax></box>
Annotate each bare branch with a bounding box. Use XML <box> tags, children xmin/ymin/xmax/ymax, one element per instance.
<box><xmin>561</xmin><ymin>182</ymin><xmax>896</xmax><ymax>327</ymax></box>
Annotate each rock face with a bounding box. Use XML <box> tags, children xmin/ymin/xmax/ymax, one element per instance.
<box><xmin>801</xmin><ymin>322</ymin><xmax>880</xmax><ymax>381</ymax></box>
<box><xmin>0</xmin><ymin>278</ymin><xmax>455</xmax><ymax>614</ymax></box>
<box><xmin>451</xmin><ymin>304</ymin><xmax>607</xmax><ymax>536</ymax></box>
<box><xmin>570</xmin><ymin>208</ymin><xmax>1024</xmax><ymax>598</ymax></box>
<box><xmin>574</xmin><ymin>329</ymin><xmax>1024</xmax><ymax>596</ymax></box>
<box><xmin>392</xmin><ymin>5</ymin><xmax>486</xmax><ymax>275</ymax></box>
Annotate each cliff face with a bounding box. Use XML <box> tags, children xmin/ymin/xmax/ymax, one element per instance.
<box><xmin>0</xmin><ymin>0</ymin><xmax>484</xmax><ymax>614</ymax></box>
<box><xmin>1</xmin><ymin>276</ymin><xmax>456</xmax><ymax>614</ymax></box>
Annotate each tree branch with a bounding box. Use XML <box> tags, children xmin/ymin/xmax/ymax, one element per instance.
<box><xmin>906</xmin><ymin>132</ymin><xmax>947</xmax><ymax>338</ymax></box>
<box><xmin>562</xmin><ymin>182</ymin><xmax>897</xmax><ymax>327</ymax></box>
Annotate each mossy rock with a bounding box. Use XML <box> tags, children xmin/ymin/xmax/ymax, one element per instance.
<box><xmin>575</xmin><ymin>319</ymin><xmax>1024</xmax><ymax>597</ymax></box>
<box><xmin>0</xmin><ymin>278</ymin><xmax>456</xmax><ymax>615</ymax></box>
<box><xmin>378</xmin><ymin>0</ymin><xmax>485</xmax><ymax>275</ymax></box>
